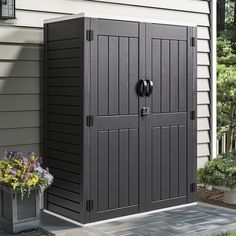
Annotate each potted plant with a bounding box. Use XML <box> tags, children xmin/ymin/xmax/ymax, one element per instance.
<box><xmin>198</xmin><ymin>152</ymin><xmax>236</xmax><ymax>204</ymax></box>
<box><xmin>0</xmin><ymin>151</ymin><xmax>53</xmax><ymax>233</ymax></box>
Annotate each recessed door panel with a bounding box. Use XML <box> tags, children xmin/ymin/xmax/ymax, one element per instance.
<box><xmin>145</xmin><ymin>23</ymin><xmax>197</xmax><ymax>210</ymax></box>
<box><xmin>90</xmin><ymin>18</ymin><xmax>143</xmax><ymax>221</ymax></box>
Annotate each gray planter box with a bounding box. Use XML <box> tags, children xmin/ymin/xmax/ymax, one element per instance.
<box><xmin>0</xmin><ymin>185</ymin><xmax>40</xmax><ymax>233</ymax></box>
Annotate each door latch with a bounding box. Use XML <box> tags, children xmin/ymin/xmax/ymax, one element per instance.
<box><xmin>190</xmin><ymin>183</ymin><xmax>196</xmax><ymax>193</ymax></box>
<box><xmin>86</xmin><ymin>200</ymin><xmax>94</xmax><ymax>211</ymax></box>
<box><xmin>141</xmin><ymin>107</ymin><xmax>150</xmax><ymax>117</ymax></box>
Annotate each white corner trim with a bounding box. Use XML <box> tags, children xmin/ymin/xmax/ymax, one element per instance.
<box><xmin>44</xmin><ymin>12</ymin><xmax>197</xmax><ymax>27</ymax></box>
<box><xmin>44</xmin><ymin>202</ymin><xmax>197</xmax><ymax>227</ymax></box>
<box><xmin>211</xmin><ymin>0</ymin><xmax>217</xmax><ymax>159</ymax></box>
<box><xmin>43</xmin><ymin>209</ymin><xmax>85</xmax><ymax>227</ymax></box>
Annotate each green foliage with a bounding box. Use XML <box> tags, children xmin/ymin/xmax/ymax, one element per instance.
<box><xmin>217</xmin><ymin>63</ymin><xmax>236</xmax><ymax>126</ymax></box>
<box><xmin>217</xmin><ymin>37</ymin><xmax>236</xmax><ymax>150</ymax></box>
<box><xmin>198</xmin><ymin>152</ymin><xmax>236</xmax><ymax>189</ymax></box>
<box><xmin>225</xmin><ymin>1</ymin><xmax>236</xmax><ymax>24</ymax></box>
<box><xmin>217</xmin><ymin>37</ymin><xmax>233</xmax><ymax>58</ymax></box>
<box><xmin>217</xmin><ymin>232</ymin><xmax>236</xmax><ymax>236</ymax></box>
<box><xmin>217</xmin><ymin>37</ymin><xmax>236</xmax><ymax>64</ymax></box>
<box><xmin>219</xmin><ymin>0</ymin><xmax>236</xmax><ymax>51</ymax></box>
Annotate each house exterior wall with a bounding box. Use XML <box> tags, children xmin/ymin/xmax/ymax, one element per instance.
<box><xmin>0</xmin><ymin>0</ymin><xmax>212</xmax><ymax>167</ymax></box>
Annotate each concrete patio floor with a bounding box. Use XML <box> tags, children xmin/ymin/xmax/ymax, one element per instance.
<box><xmin>40</xmin><ymin>203</ymin><xmax>236</xmax><ymax>236</ymax></box>
<box><xmin>1</xmin><ymin>203</ymin><xmax>236</xmax><ymax>235</ymax></box>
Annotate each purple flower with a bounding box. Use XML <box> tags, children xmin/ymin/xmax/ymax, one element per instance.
<box><xmin>5</xmin><ymin>151</ymin><xmax>19</xmax><ymax>159</ymax></box>
<box><xmin>15</xmin><ymin>153</ymin><xmax>28</xmax><ymax>165</ymax></box>
<box><xmin>22</xmin><ymin>157</ymin><xmax>28</xmax><ymax>165</ymax></box>
<box><xmin>24</xmin><ymin>172</ymin><xmax>30</xmax><ymax>180</ymax></box>
<box><xmin>10</xmin><ymin>168</ymin><xmax>17</xmax><ymax>175</ymax></box>
<box><xmin>30</xmin><ymin>161</ymin><xmax>38</xmax><ymax>170</ymax></box>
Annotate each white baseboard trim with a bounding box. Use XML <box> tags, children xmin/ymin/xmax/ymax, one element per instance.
<box><xmin>43</xmin><ymin>202</ymin><xmax>197</xmax><ymax>228</ymax></box>
<box><xmin>42</xmin><ymin>209</ymin><xmax>85</xmax><ymax>227</ymax></box>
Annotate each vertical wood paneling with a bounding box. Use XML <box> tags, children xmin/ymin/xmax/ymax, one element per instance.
<box><xmin>91</xmin><ymin>20</ymin><xmax>140</xmax><ymax>221</ymax></box>
<box><xmin>179</xmin><ymin>41</ymin><xmax>187</xmax><ymax>112</ymax></box>
<box><xmin>98</xmin><ymin>131</ymin><xmax>109</xmax><ymax>211</ymax></box>
<box><xmin>170</xmin><ymin>126</ymin><xmax>179</xmax><ymax>198</ymax></box>
<box><xmin>152</xmin><ymin>127</ymin><xmax>161</xmax><ymax>201</ymax></box>
<box><xmin>161</xmin><ymin>40</ymin><xmax>170</xmax><ymax>113</ymax></box>
<box><xmin>109</xmin><ymin>37</ymin><xmax>119</xmax><ymax>115</ymax></box>
<box><xmin>119</xmin><ymin>129</ymin><xmax>129</xmax><ymax>207</ymax></box>
<box><xmin>147</xmin><ymin>24</ymin><xmax>193</xmax><ymax>208</ymax></box>
<box><xmin>98</xmin><ymin>36</ymin><xmax>109</xmax><ymax>116</ymax></box>
<box><xmin>129</xmin><ymin>128</ymin><xmax>138</xmax><ymax>205</ymax></box>
<box><xmin>109</xmin><ymin>130</ymin><xmax>119</xmax><ymax>209</ymax></box>
<box><xmin>152</xmin><ymin>39</ymin><xmax>161</xmax><ymax>113</ymax></box>
<box><xmin>161</xmin><ymin>126</ymin><xmax>170</xmax><ymax>199</ymax></box>
<box><xmin>129</xmin><ymin>38</ymin><xmax>138</xmax><ymax>114</ymax></box>
<box><xmin>170</xmin><ymin>41</ymin><xmax>179</xmax><ymax>112</ymax></box>
<box><xmin>179</xmin><ymin>125</ymin><xmax>187</xmax><ymax>196</ymax></box>
<box><xmin>119</xmin><ymin>37</ymin><xmax>129</xmax><ymax>115</ymax></box>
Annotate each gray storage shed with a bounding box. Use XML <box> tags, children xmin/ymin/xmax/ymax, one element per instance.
<box><xmin>0</xmin><ymin>0</ymin><xmax>214</xmax><ymax>187</ymax></box>
<box><xmin>44</xmin><ymin>13</ymin><xmax>197</xmax><ymax>224</ymax></box>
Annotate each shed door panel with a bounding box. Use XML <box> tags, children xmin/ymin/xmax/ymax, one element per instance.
<box><xmin>145</xmin><ymin>24</ymin><xmax>197</xmax><ymax>210</ymax></box>
<box><xmin>90</xmin><ymin>19</ymin><xmax>142</xmax><ymax>221</ymax></box>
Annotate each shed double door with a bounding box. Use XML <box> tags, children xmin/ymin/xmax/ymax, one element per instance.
<box><xmin>90</xmin><ymin>19</ymin><xmax>196</xmax><ymax>222</ymax></box>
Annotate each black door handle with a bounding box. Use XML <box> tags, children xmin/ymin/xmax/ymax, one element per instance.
<box><xmin>146</xmin><ymin>79</ymin><xmax>154</xmax><ymax>97</ymax></box>
<box><xmin>136</xmin><ymin>79</ymin><xmax>147</xmax><ymax>97</ymax></box>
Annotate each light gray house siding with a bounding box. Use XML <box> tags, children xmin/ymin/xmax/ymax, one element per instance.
<box><xmin>0</xmin><ymin>0</ymin><xmax>212</xmax><ymax>167</ymax></box>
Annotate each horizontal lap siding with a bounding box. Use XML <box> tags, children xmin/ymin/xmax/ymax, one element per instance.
<box><xmin>0</xmin><ymin>39</ymin><xmax>42</xmax><ymax>152</ymax></box>
<box><xmin>0</xmin><ymin>144</ymin><xmax>43</xmax><ymax>155</ymax></box>
<box><xmin>5</xmin><ymin>9</ymin><xmax>210</xmax><ymax>28</ymax></box>
<box><xmin>0</xmin><ymin>0</ymin><xmax>211</xmax><ymax>168</ymax></box>
<box><xmin>17</xmin><ymin>0</ymin><xmax>210</xmax><ymax>14</ymax></box>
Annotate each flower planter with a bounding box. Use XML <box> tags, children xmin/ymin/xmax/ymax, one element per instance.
<box><xmin>215</xmin><ymin>186</ymin><xmax>236</xmax><ymax>204</ymax></box>
<box><xmin>0</xmin><ymin>185</ymin><xmax>40</xmax><ymax>233</ymax></box>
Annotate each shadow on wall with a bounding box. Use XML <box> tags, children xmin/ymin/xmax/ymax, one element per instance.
<box><xmin>0</xmin><ymin>38</ymin><xmax>44</xmax><ymax>157</ymax></box>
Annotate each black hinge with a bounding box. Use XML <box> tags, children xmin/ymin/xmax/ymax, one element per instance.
<box><xmin>190</xmin><ymin>37</ymin><xmax>196</xmax><ymax>47</ymax></box>
<box><xmin>190</xmin><ymin>183</ymin><xmax>196</xmax><ymax>193</ymax></box>
<box><xmin>190</xmin><ymin>110</ymin><xmax>196</xmax><ymax>120</ymax></box>
<box><xmin>86</xmin><ymin>115</ymin><xmax>94</xmax><ymax>127</ymax></box>
<box><xmin>86</xmin><ymin>200</ymin><xmax>94</xmax><ymax>212</ymax></box>
<box><xmin>86</xmin><ymin>30</ymin><xmax>94</xmax><ymax>41</ymax></box>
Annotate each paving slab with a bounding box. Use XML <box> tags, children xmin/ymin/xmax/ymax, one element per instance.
<box><xmin>1</xmin><ymin>203</ymin><xmax>236</xmax><ymax>236</ymax></box>
<box><xmin>40</xmin><ymin>204</ymin><xmax>236</xmax><ymax>236</ymax></box>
